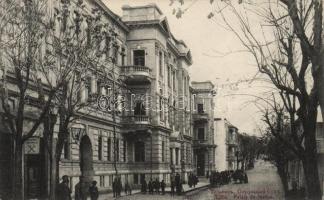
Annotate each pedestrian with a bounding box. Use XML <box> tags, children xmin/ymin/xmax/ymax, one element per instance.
<box><xmin>141</xmin><ymin>179</ymin><xmax>147</xmax><ymax>194</ymax></box>
<box><xmin>128</xmin><ymin>182</ymin><xmax>132</xmax><ymax>195</ymax></box>
<box><xmin>160</xmin><ymin>180</ymin><xmax>166</xmax><ymax>195</ymax></box>
<box><xmin>118</xmin><ymin>177</ymin><xmax>123</xmax><ymax>197</ymax></box>
<box><xmin>124</xmin><ymin>181</ymin><xmax>128</xmax><ymax>195</ymax></box>
<box><xmin>89</xmin><ymin>181</ymin><xmax>99</xmax><ymax>200</ymax></box>
<box><xmin>74</xmin><ymin>176</ymin><xmax>83</xmax><ymax>200</ymax></box>
<box><xmin>154</xmin><ymin>178</ymin><xmax>160</xmax><ymax>194</ymax></box>
<box><xmin>170</xmin><ymin>180</ymin><xmax>175</xmax><ymax>196</ymax></box>
<box><xmin>148</xmin><ymin>179</ymin><xmax>153</xmax><ymax>194</ymax></box>
<box><xmin>112</xmin><ymin>178</ymin><xmax>117</xmax><ymax>197</ymax></box>
<box><xmin>56</xmin><ymin>175</ymin><xmax>72</xmax><ymax>200</ymax></box>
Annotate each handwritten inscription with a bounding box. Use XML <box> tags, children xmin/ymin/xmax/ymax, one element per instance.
<box><xmin>211</xmin><ymin>188</ymin><xmax>281</xmax><ymax>200</ymax></box>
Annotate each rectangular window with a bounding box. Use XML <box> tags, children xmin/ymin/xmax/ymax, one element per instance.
<box><xmin>121</xmin><ymin>47</ymin><xmax>126</xmax><ymax>66</ymax></box>
<box><xmin>160</xmin><ymin>97</ymin><xmax>163</xmax><ymax>120</ymax></box>
<box><xmin>198</xmin><ymin>128</ymin><xmax>205</xmax><ymax>140</ymax></box>
<box><xmin>63</xmin><ymin>138</ymin><xmax>70</xmax><ymax>160</ymax></box>
<box><xmin>134</xmin><ymin>141</ymin><xmax>145</xmax><ymax>162</ymax></box>
<box><xmin>134</xmin><ymin>174</ymin><xmax>139</xmax><ymax>185</ymax></box>
<box><xmin>116</xmin><ymin>139</ymin><xmax>119</xmax><ymax>162</ymax></box>
<box><xmin>173</xmin><ymin>71</ymin><xmax>176</xmax><ymax>91</ymax></box>
<box><xmin>162</xmin><ymin>141</ymin><xmax>165</xmax><ymax>162</ymax></box>
<box><xmin>133</xmin><ymin>50</ymin><xmax>145</xmax><ymax>66</ymax></box>
<box><xmin>170</xmin><ymin>148</ymin><xmax>173</xmax><ymax>165</ymax></box>
<box><xmin>159</xmin><ymin>52</ymin><xmax>163</xmax><ymax>76</ymax></box>
<box><xmin>123</xmin><ymin>139</ymin><xmax>127</xmax><ymax>162</ymax></box>
<box><xmin>175</xmin><ymin>148</ymin><xmax>179</xmax><ymax>165</ymax></box>
<box><xmin>97</xmin><ymin>80</ymin><xmax>101</xmax><ymax>95</ymax></box>
<box><xmin>98</xmin><ymin>136</ymin><xmax>103</xmax><ymax>160</ymax></box>
<box><xmin>168</xmin><ymin>67</ymin><xmax>171</xmax><ymax>87</ymax></box>
<box><xmin>197</xmin><ymin>103</ymin><xmax>204</xmax><ymax>114</ymax></box>
<box><xmin>100</xmin><ymin>176</ymin><xmax>105</xmax><ymax>187</ymax></box>
<box><xmin>107</xmin><ymin>138</ymin><xmax>111</xmax><ymax>161</ymax></box>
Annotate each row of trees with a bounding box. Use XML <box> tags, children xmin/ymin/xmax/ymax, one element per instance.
<box><xmin>0</xmin><ymin>0</ymin><xmax>121</xmax><ymax>199</ymax></box>
<box><xmin>172</xmin><ymin>0</ymin><xmax>323</xmax><ymax>199</ymax></box>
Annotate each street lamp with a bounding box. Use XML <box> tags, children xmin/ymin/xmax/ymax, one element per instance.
<box><xmin>70</xmin><ymin>122</ymin><xmax>86</xmax><ymax>144</ymax></box>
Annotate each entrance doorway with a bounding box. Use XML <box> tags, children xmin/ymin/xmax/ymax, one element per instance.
<box><xmin>196</xmin><ymin>150</ymin><xmax>205</xmax><ymax>176</ymax></box>
<box><xmin>26</xmin><ymin>139</ymin><xmax>46</xmax><ymax>199</ymax></box>
<box><xmin>80</xmin><ymin>135</ymin><xmax>94</xmax><ymax>182</ymax></box>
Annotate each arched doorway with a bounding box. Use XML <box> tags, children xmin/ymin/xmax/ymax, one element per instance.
<box><xmin>80</xmin><ymin>135</ymin><xmax>94</xmax><ymax>183</ymax></box>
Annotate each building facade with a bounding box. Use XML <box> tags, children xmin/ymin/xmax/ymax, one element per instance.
<box><xmin>191</xmin><ymin>81</ymin><xmax>216</xmax><ymax>177</ymax></box>
<box><xmin>0</xmin><ymin>1</ymin><xmax>217</xmax><ymax>199</ymax></box>
<box><xmin>214</xmin><ymin>118</ymin><xmax>239</xmax><ymax>171</ymax></box>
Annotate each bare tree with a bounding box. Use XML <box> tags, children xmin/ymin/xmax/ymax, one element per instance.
<box><xmin>171</xmin><ymin>0</ymin><xmax>323</xmax><ymax>198</ymax></box>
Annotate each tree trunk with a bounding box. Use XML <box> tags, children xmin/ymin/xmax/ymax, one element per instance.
<box><xmin>13</xmin><ymin>139</ymin><xmax>24</xmax><ymax>200</ymax></box>
<box><xmin>302</xmin><ymin>118</ymin><xmax>322</xmax><ymax>200</ymax></box>
<box><xmin>277</xmin><ymin>165</ymin><xmax>289</xmax><ymax>195</ymax></box>
<box><xmin>318</xmin><ymin>48</ymin><xmax>324</xmax><ymax>122</ymax></box>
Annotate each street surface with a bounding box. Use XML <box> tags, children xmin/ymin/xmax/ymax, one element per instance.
<box><xmin>98</xmin><ymin>160</ymin><xmax>285</xmax><ymax>200</ymax></box>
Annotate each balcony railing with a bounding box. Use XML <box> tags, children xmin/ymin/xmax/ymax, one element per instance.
<box><xmin>122</xmin><ymin>115</ymin><xmax>151</xmax><ymax>125</ymax></box>
<box><xmin>192</xmin><ymin>112</ymin><xmax>209</xmax><ymax>123</ymax></box>
<box><xmin>120</xmin><ymin>65</ymin><xmax>152</xmax><ymax>84</ymax></box>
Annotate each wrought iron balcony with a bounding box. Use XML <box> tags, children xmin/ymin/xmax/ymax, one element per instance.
<box><xmin>120</xmin><ymin>65</ymin><xmax>152</xmax><ymax>84</ymax></box>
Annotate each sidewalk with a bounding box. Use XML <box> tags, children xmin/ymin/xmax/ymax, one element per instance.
<box><xmin>98</xmin><ymin>181</ymin><xmax>210</xmax><ymax>200</ymax></box>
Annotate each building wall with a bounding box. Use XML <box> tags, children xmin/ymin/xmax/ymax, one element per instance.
<box><xmin>214</xmin><ymin>119</ymin><xmax>227</xmax><ymax>171</ymax></box>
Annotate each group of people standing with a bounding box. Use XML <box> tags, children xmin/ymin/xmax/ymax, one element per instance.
<box><xmin>187</xmin><ymin>173</ymin><xmax>199</xmax><ymax>188</ymax></box>
<box><xmin>140</xmin><ymin>178</ymin><xmax>166</xmax><ymax>195</ymax></box>
<box><xmin>112</xmin><ymin>177</ymin><xmax>132</xmax><ymax>197</ymax></box>
<box><xmin>56</xmin><ymin>175</ymin><xmax>99</xmax><ymax>200</ymax></box>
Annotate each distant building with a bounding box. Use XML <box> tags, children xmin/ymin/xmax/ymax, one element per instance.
<box><xmin>214</xmin><ymin>118</ymin><xmax>239</xmax><ymax>171</ymax></box>
<box><xmin>191</xmin><ymin>81</ymin><xmax>217</xmax><ymax>177</ymax></box>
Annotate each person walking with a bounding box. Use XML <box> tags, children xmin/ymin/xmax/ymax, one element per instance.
<box><xmin>170</xmin><ymin>180</ymin><xmax>175</xmax><ymax>197</ymax></box>
<box><xmin>56</xmin><ymin>175</ymin><xmax>72</xmax><ymax>200</ymax></box>
<box><xmin>160</xmin><ymin>180</ymin><xmax>166</xmax><ymax>195</ymax></box>
<box><xmin>89</xmin><ymin>181</ymin><xmax>99</xmax><ymax>200</ymax></box>
<box><xmin>124</xmin><ymin>181</ymin><xmax>130</xmax><ymax>195</ymax></box>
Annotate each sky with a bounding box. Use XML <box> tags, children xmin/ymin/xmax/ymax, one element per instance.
<box><xmin>104</xmin><ymin>0</ymin><xmax>269</xmax><ymax>135</ymax></box>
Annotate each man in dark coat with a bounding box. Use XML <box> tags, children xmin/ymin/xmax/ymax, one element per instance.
<box><xmin>154</xmin><ymin>178</ymin><xmax>160</xmax><ymax>194</ymax></box>
<box><xmin>56</xmin><ymin>175</ymin><xmax>72</xmax><ymax>200</ymax></box>
<box><xmin>160</xmin><ymin>180</ymin><xmax>166</xmax><ymax>195</ymax></box>
<box><xmin>141</xmin><ymin>179</ymin><xmax>147</xmax><ymax>194</ymax></box>
<box><xmin>89</xmin><ymin>181</ymin><xmax>99</xmax><ymax>200</ymax></box>
<box><xmin>170</xmin><ymin>180</ymin><xmax>175</xmax><ymax>196</ymax></box>
<box><xmin>148</xmin><ymin>179</ymin><xmax>153</xmax><ymax>194</ymax></box>
<box><xmin>112</xmin><ymin>178</ymin><xmax>117</xmax><ymax>197</ymax></box>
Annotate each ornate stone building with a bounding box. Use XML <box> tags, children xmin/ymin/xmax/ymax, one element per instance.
<box><xmin>0</xmin><ymin>1</ymin><xmax>218</xmax><ymax>199</ymax></box>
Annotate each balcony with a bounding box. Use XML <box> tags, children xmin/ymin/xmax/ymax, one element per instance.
<box><xmin>121</xmin><ymin>115</ymin><xmax>152</xmax><ymax>136</ymax></box>
<box><xmin>226</xmin><ymin>138</ymin><xmax>238</xmax><ymax>147</ymax></box>
<box><xmin>192</xmin><ymin>112</ymin><xmax>209</xmax><ymax>123</ymax></box>
<box><xmin>193</xmin><ymin>139</ymin><xmax>216</xmax><ymax>148</ymax></box>
<box><xmin>120</xmin><ymin>65</ymin><xmax>152</xmax><ymax>84</ymax></box>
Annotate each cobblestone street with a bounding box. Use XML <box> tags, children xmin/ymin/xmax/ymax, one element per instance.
<box><xmin>97</xmin><ymin>160</ymin><xmax>285</xmax><ymax>200</ymax></box>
